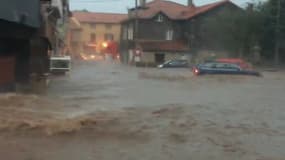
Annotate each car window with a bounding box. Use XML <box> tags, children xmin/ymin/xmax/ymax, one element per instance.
<box><xmin>164</xmin><ymin>60</ymin><xmax>171</xmax><ymax>64</ymax></box>
<box><xmin>227</xmin><ymin>63</ymin><xmax>240</xmax><ymax>69</ymax></box>
<box><xmin>203</xmin><ymin>63</ymin><xmax>216</xmax><ymax>68</ymax></box>
<box><xmin>168</xmin><ymin>61</ymin><xmax>176</xmax><ymax>65</ymax></box>
<box><xmin>177</xmin><ymin>60</ymin><xmax>187</xmax><ymax>64</ymax></box>
<box><xmin>169</xmin><ymin>60</ymin><xmax>182</xmax><ymax>65</ymax></box>
<box><xmin>215</xmin><ymin>63</ymin><xmax>227</xmax><ymax>68</ymax></box>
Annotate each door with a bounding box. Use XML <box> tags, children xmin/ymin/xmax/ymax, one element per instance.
<box><xmin>0</xmin><ymin>56</ymin><xmax>15</xmax><ymax>91</ymax></box>
<box><xmin>155</xmin><ymin>53</ymin><xmax>165</xmax><ymax>64</ymax></box>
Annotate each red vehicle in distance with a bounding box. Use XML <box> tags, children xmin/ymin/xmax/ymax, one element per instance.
<box><xmin>215</xmin><ymin>58</ymin><xmax>252</xmax><ymax>70</ymax></box>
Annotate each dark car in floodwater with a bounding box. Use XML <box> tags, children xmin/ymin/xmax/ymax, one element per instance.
<box><xmin>158</xmin><ymin>60</ymin><xmax>190</xmax><ymax>68</ymax></box>
<box><xmin>192</xmin><ymin>62</ymin><xmax>261</xmax><ymax>77</ymax></box>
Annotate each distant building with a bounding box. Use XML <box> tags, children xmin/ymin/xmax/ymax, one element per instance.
<box><xmin>120</xmin><ymin>0</ymin><xmax>242</xmax><ymax>65</ymax></box>
<box><xmin>69</xmin><ymin>11</ymin><xmax>127</xmax><ymax>57</ymax></box>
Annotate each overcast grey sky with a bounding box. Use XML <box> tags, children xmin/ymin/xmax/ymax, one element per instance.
<box><xmin>70</xmin><ymin>0</ymin><xmax>263</xmax><ymax>13</ymax></box>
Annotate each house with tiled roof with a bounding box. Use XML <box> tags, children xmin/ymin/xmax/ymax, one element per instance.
<box><xmin>120</xmin><ymin>0</ymin><xmax>242</xmax><ymax>65</ymax></box>
<box><xmin>69</xmin><ymin>12</ymin><xmax>127</xmax><ymax>58</ymax></box>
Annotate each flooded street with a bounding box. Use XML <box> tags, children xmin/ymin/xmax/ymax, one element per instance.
<box><xmin>1</xmin><ymin>61</ymin><xmax>285</xmax><ymax>160</ymax></box>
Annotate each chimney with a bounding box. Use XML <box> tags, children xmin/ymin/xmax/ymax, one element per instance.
<box><xmin>139</xmin><ymin>0</ymin><xmax>146</xmax><ymax>7</ymax></box>
<box><xmin>246</xmin><ymin>3</ymin><xmax>254</xmax><ymax>12</ymax></box>
<box><xmin>128</xmin><ymin>8</ymin><xmax>135</xmax><ymax>18</ymax></box>
<box><xmin>188</xmin><ymin>0</ymin><xmax>194</xmax><ymax>7</ymax></box>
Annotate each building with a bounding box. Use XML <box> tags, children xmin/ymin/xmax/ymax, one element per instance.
<box><xmin>70</xmin><ymin>11</ymin><xmax>127</xmax><ymax>58</ymax></box>
<box><xmin>31</xmin><ymin>0</ymin><xmax>70</xmax><ymax>74</ymax></box>
<box><xmin>0</xmin><ymin>0</ymin><xmax>70</xmax><ymax>92</ymax></box>
<box><xmin>120</xmin><ymin>0</ymin><xmax>242</xmax><ymax>65</ymax></box>
<box><xmin>0</xmin><ymin>0</ymin><xmax>41</xmax><ymax>91</ymax></box>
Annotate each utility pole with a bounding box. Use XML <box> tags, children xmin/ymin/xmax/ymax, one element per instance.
<box><xmin>133</xmin><ymin>0</ymin><xmax>139</xmax><ymax>66</ymax></box>
<box><xmin>274</xmin><ymin>0</ymin><xmax>281</xmax><ymax>66</ymax></box>
<box><xmin>135</xmin><ymin>0</ymin><xmax>139</xmax><ymax>41</ymax></box>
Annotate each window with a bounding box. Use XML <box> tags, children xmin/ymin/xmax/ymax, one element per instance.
<box><xmin>166</xmin><ymin>30</ymin><xmax>173</xmax><ymax>40</ymax></box>
<box><xmin>90</xmin><ymin>23</ymin><xmax>96</xmax><ymax>29</ymax></box>
<box><xmin>90</xmin><ymin>33</ymin><xmax>96</xmax><ymax>42</ymax></box>
<box><xmin>127</xmin><ymin>25</ymin><xmax>134</xmax><ymax>40</ymax></box>
<box><xmin>156</xmin><ymin>14</ymin><xmax>164</xmax><ymax>22</ymax></box>
<box><xmin>71</xmin><ymin>30</ymin><xmax>81</xmax><ymax>41</ymax></box>
<box><xmin>104</xmin><ymin>33</ymin><xmax>114</xmax><ymax>41</ymax></box>
<box><xmin>105</xmin><ymin>24</ymin><xmax>112</xmax><ymax>30</ymax></box>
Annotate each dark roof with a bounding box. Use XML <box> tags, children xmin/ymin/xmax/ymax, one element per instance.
<box><xmin>132</xmin><ymin>0</ymin><xmax>236</xmax><ymax>20</ymax></box>
<box><xmin>73</xmin><ymin>12</ymin><xmax>128</xmax><ymax>24</ymax></box>
<box><xmin>136</xmin><ymin>0</ymin><xmax>190</xmax><ymax>20</ymax></box>
<box><xmin>138</xmin><ymin>40</ymin><xmax>190</xmax><ymax>52</ymax></box>
<box><xmin>180</xmin><ymin>0</ymin><xmax>233</xmax><ymax>19</ymax></box>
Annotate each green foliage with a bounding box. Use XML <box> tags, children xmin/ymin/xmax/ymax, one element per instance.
<box><xmin>199</xmin><ymin>4</ymin><xmax>266</xmax><ymax>58</ymax></box>
<box><xmin>258</xmin><ymin>0</ymin><xmax>285</xmax><ymax>60</ymax></box>
<box><xmin>199</xmin><ymin>0</ymin><xmax>285</xmax><ymax>63</ymax></box>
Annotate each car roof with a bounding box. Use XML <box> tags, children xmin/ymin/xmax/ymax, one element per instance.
<box><xmin>204</xmin><ymin>61</ymin><xmax>226</xmax><ymax>64</ymax></box>
<box><xmin>216</xmin><ymin>58</ymin><xmax>245</xmax><ymax>63</ymax></box>
<box><xmin>202</xmin><ymin>62</ymin><xmax>240</xmax><ymax>66</ymax></box>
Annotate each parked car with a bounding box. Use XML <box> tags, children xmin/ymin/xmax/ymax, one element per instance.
<box><xmin>192</xmin><ymin>62</ymin><xmax>261</xmax><ymax>76</ymax></box>
<box><xmin>158</xmin><ymin>60</ymin><xmax>190</xmax><ymax>68</ymax></box>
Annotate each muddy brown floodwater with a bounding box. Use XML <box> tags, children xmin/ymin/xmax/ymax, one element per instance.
<box><xmin>1</xmin><ymin>61</ymin><xmax>285</xmax><ymax>160</ymax></box>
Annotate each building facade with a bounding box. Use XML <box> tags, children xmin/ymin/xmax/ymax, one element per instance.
<box><xmin>0</xmin><ymin>0</ymin><xmax>41</xmax><ymax>91</ymax></box>
<box><xmin>0</xmin><ymin>0</ymin><xmax>70</xmax><ymax>92</ymax></box>
<box><xmin>120</xmin><ymin>0</ymin><xmax>242</xmax><ymax>65</ymax></box>
<box><xmin>70</xmin><ymin>12</ymin><xmax>127</xmax><ymax>58</ymax></box>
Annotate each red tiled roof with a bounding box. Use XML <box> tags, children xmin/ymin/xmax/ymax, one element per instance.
<box><xmin>138</xmin><ymin>40</ymin><xmax>190</xmax><ymax>52</ymax></box>
<box><xmin>73</xmin><ymin>12</ymin><xmax>128</xmax><ymax>23</ymax></box>
<box><xmin>180</xmin><ymin>0</ymin><xmax>232</xmax><ymax>19</ymax></box>
<box><xmin>135</xmin><ymin>0</ymin><xmax>235</xmax><ymax>20</ymax></box>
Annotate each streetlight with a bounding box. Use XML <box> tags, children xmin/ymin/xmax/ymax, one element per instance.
<box><xmin>102</xmin><ymin>42</ymin><xmax>108</xmax><ymax>48</ymax></box>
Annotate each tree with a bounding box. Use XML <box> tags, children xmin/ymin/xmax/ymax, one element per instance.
<box><xmin>258</xmin><ymin>0</ymin><xmax>285</xmax><ymax>64</ymax></box>
<box><xmin>197</xmin><ymin>0</ymin><xmax>285</xmax><ymax>64</ymax></box>
<box><xmin>200</xmin><ymin>6</ymin><xmax>263</xmax><ymax>58</ymax></box>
